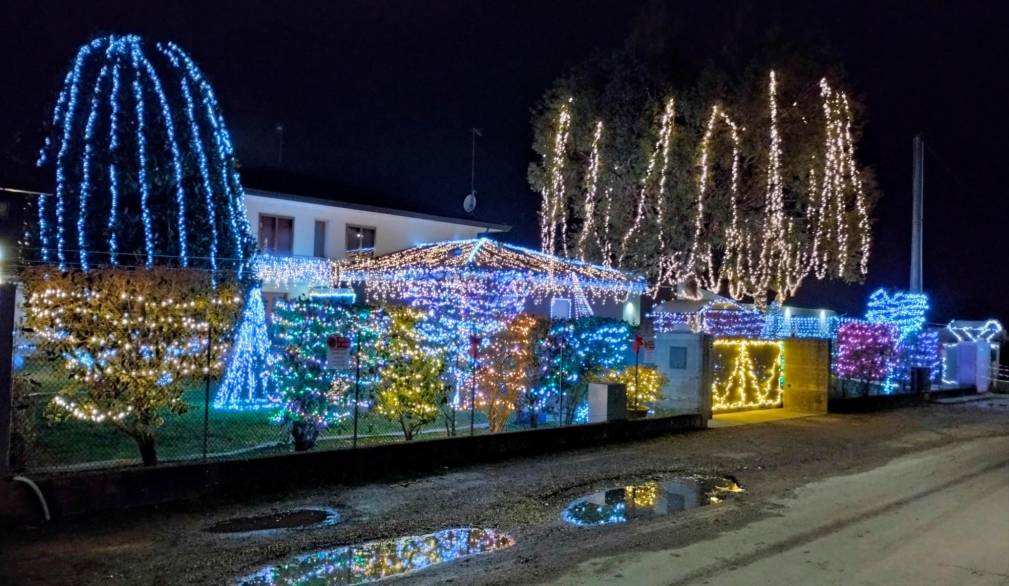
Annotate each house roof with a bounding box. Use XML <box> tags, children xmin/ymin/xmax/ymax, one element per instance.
<box><xmin>241</xmin><ymin>167</ymin><xmax>510</xmax><ymax>232</ymax></box>
<box><xmin>339</xmin><ymin>238</ymin><xmax>645</xmax><ymax>297</ymax></box>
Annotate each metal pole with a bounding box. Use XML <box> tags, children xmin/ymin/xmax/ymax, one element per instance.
<box><xmin>469</xmin><ymin>350</ymin><xmax>477</xmax><ymax>436</ymax></box>
<box><xmin>557</xmin><ymin>338</ymin><xmax>564</xmax><ymax>426</ymax></box>
<box><xmin>352</xmin><ymin>320</ymin><xmax>361</xmax><ymax>449</ymax></box>
<box><xmin>202</xmin><ymin>319</ymin><xmax>212</xmax><ymax>461</ymax></box>
<box><xmin>910</xmin><ymin>134</ymin><xmax>924</xmax><ymax>292</ymax></box>
<box><xmin>0</xmin><ymin>284</ymin><xmax>15</xmax><ymax>477</ymax></box>
<box><xmin>634</xmin><ymin>346</ymin><xmax>641</xmax><ymax>412</ymax></box>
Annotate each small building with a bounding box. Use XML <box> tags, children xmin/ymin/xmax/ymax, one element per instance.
<box><xmin>941</xmin><ymin>319</ymin><xmax>1004</xmax><ymax>391</ymax></box>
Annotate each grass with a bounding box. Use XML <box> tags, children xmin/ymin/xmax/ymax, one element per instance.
<box><xmin>13</xmin><ymin>358</ymin><xmax>597</xmax><ymax>472</ymax></box>
<box><xmin>14</xmin><ymin>364</ymin><xmax>505</xmax><ymax>470</ymax></box>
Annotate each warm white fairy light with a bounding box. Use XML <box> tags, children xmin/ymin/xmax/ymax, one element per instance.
<box><xmin>711</xmin><ymin>339</ymin><xmax>783</xmax><ymax>412</ymax></box>
<box><xmin>688</xmin><ymin>104</ymin><xmax>743</xmax><ymax>296</ymax></box>
<box><xmin>758</xmin><ymin>71</ymin><xmax>785</xmax><ymax>295</ymax></box>
<box><xmin>253</xmin><ymin>253</ymin><xmax>335</xmax><ymax>288</ymax></box>
<box><xmin>619</xmin><ymin>97</ymin><xmax>675</xmax><ymax>266</ymax></box>
<box><xmin>341</xmin><ymin>238</ymin><xmax>644</xmax><ymax>304</ymax></box>
<box><xmin>576</xmin><ymin>120</ymin><xmax>604</xmax><ymax>262</ymax></box>
<box><xmin>598</xmin><ymin>186</ymin><xmax>614</xmax><ymax>267</ymax></box>
<box><xmin>539</xmin><ymin>71</ymin><xmax>873</xmax><ymax>303</ymax></box>
<box><xmin>540</xmin><ymin>99</ymin><xmax>573</xmax><ymax>257</ymax></box>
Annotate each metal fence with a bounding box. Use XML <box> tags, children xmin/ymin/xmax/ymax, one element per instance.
<box><xmin>8</xmin><ymin>344</ymin><xmax>610</xmax><ymax>474</ymax></box>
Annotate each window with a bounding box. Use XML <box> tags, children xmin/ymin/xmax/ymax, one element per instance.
<box><xmin>550</xmin><ymin>298</ymin><xmax>572</xmax><ymax>319</ymax></box>
<box><xmin>669</xmin><ymin>346</ymin><xmax>687</xmax><ymax>370</ymax></box>
<box><xmin>345</xmin><ymin>225</ymin><xmax>376</xmax><ymax>253</ymax></box>
<box><xmin>259</xmin><ymin>215</ymin><xmax>293</xmax><ymax>255</ymax></box>
<box><xmin>314</xmin><ymin>220</ymin><xmax>326</xmax><ymax>257</ymax></box>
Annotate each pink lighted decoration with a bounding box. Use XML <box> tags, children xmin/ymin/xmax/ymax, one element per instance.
<box><xmin>835</xmin><ymin>322</ymin><xmax>898</xmax><ymax>381</ymax></box>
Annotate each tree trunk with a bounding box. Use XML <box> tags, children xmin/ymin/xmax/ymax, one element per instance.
<box><xmin>401</xmin><ymin>417</ymin><xmax>414</xmax><ymax>441</ymax></box>
<box><xmin>135</xmin><ymin>433</ymin><xmax>158</xmax><ymax>466</ymax></box>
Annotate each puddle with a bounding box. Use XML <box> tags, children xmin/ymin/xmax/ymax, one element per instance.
<box><xmin>562</xmin><ymin>477</ymin><xmax>744</xmax><ymax>526</ymax></box>
<box><xmin>236</xmin><ymin>527</ymin><xmax>514</xmax><ymax>585</ymax></box>
<box><xmin>207</xmin><ymin>507</ymin><xmax>339</xmax><ymax>535</ymax></box>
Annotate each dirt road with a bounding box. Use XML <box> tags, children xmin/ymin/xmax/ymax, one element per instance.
<box><xmin>550</xmin><ymin>435</ymin><xmax>1009</xmax><ymax>585</ymax></box>
<box><xmin>1</xmin><ymin>400</ymin><xmax>1007</xmax><ymax>585</ymax></box>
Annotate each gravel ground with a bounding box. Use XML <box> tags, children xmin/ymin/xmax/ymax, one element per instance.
<box><xmin>2</xmin><ymin>400</ymin><xmax>1007</xmax><ymax>585</ymax></box>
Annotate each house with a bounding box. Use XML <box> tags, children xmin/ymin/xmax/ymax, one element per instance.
<box><xmin>239</xmin><ymin>168</ymin><xmax>510</xmax><ymax>310</ymax></box>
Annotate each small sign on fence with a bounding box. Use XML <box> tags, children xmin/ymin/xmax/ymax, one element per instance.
<box><xmin>326</xmin><ymin>335</ymin><xmax>351</xmax><ymax>369</ymax></box>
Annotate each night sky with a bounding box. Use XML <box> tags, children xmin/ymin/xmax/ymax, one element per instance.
<box><xmin>2</xmin><ymin>0</ymin><xmax>1007</xmax><ymax>328</ymax></box>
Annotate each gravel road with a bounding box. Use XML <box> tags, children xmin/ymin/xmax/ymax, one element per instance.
<box><xmin>2</xmin><ymin>399</ymin><xmax>1007</xmax><ymax>585</ymax></box>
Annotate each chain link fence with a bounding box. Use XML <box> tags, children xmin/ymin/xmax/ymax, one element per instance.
<box><xmin>8</xmin><ymin>340</ymin><xmax>583</xmax><ymax>474</ymax></box>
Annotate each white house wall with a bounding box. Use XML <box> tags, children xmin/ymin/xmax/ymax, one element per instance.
<box><xmin>245</xmin><ymin>194</ymin><xmax>492</xmax><ymax>259</ymax></box>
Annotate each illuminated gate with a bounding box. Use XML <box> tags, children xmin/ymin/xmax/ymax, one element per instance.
<box><xmin>709</xmin><ymin>339</ymin><xmax>784</xmax><ymax>413</ymax></box>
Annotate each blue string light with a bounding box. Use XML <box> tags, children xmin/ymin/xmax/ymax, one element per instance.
<box><xmin>77</xmin><ymin>39</ymin><xmax>119</xmax><ymax>271</ymax></box>
<box><xmin>215</xmin><ymin>286</ymin><xmax>274</xmax><ymax>410</ymax></box>
<box><xmin>865</xmin><ymin>289</ymin><xmax>929</xmax><ymax>341</ymax></box>
<box><xmin>134</xmin><ymin>44</ymin><xmax>189</xmax><ymax>266</ymax></box>
<box><xmin>158</xmin><ymin>43</ymin><xmax>219</xmax><ymax>275</ymax></box>
<box><xmin>36</xmin><ymin>35</ymin><xmax>254</xmax><ymax>272</ymax></box>
<box><xmin>107</xmin><ymin>58</ymin><xmax>123</xmax><ymax>265</ymax></box>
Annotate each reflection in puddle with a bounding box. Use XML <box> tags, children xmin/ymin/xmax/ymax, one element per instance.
<box><xmin>562</xmin><ymin>477</ymin><xmax>744</xmax><ymax>526</ymax></box>
<box><xmin>207</xmin><ymin>508</ymin><xmax>339</xmax><ymax>535</ymax></box>
<box><xmin>236</xmin><ymin>527</ymin><xmax>514</xmax><ymax>585</ymax></box>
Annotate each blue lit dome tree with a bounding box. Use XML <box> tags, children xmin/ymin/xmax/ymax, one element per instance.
<box><xmin>21</xmin><ymin>35</ymin><xmax>271</xmax><ymax>465</ymax></box>
<box><xmin>33</xmin><ymin>35</ymin><xmax>255</xmax><ymax>272</ymax></box>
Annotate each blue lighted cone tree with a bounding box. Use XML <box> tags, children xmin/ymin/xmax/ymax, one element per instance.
<box><xmin>374</xmin><ymin>306</ymin><xmax>447</xmax><ymax>441</ymax></box>
<box><xmin>24</xmin><ymin>35</ymin><xmax>257</xmax><ymax>465</ymax></box>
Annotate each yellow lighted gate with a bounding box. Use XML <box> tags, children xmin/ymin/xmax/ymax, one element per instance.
<box><xmin>710</xmin><ymin>339</ymin><xmax>784</xmax><ymax>412</ymax></box>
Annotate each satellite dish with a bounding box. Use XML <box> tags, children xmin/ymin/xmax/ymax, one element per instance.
<box><xmin>463</xmin><ymin>191</ymin><xmax>477</xmax><ymax>214</ymax></box>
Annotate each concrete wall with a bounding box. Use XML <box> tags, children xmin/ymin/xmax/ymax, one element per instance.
<box><xmin>654</xmin><ymin>331</ymin><xmax>707</xmax><ymax>416</ymax></box>
<box><xmin>782</xmin><ymin>339</ymin><xmax>830</xmax><ymax>413</ymax></box>
<box><xmin>0</xmin><ymin>414</ymin><xmax>703</xmax><ymax>523</ymax></box>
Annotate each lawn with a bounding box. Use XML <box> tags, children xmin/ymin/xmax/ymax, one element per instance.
<box><xmin>14</xmin><ymin>369</ymin><xmax>507</xmax><ymax>471</ymax></box>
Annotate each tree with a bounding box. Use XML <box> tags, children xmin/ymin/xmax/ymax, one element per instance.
<box><xmin>32</xmin><ymin>35</ymin><xmax>255</xmax><ymax>273</ymax></box>
<box><xmin>20</xmin><ymin>267</ymin><xmax>241</xmax><ymax>465</ymax></box>
<box><xmin>374</xmin><ymin>306</ymin><xmax>446</xmax><ymax>440</ymax></box>
<box><xmin>476</xmin><ymin>314</ymin><xmax>542</xmax><ymax>433</ymax></box>
<box><xmin>538</xmin><ymin>318</ymin><xmax>630</xmax><ymax>424</ymax></box>
<box><xmin>835</xmin><ymin>322</ymin><xmax>898</xmax><ymax>398</ymax></box>
<box><xmin>529</xmin><ymin>14</ymin><xmax>880</xmax><ymax>305</ymax></box>
<box><xmin>606</xmin><ymin>366</ymin><xmax>666</xmax><ymax>413</ymax></box>
<box><xmin>271</xmin><ymin>298</ymin><xmax>386</xmax><ymax>450</ymax></box>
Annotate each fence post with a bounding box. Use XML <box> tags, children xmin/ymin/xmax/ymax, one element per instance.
<box><xmin>203</xmin><ymin>317</ymin><xmax>211</xmax><ymax>461</ymax></box>
<box><xmin>0</xmin><ymin>284</ymin><xmax>15</xmax><ymax>477</ymax></box>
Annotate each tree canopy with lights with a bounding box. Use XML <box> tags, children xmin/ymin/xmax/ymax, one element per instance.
<box><xmin>32</xmin><ymin>34</ymin><xmax>256</xmax><ymax>273</ymax></box>
<box><xmin>530</xmin><ymin>47</ymin><xmax>879</xmax><ymax>305</ymax></box>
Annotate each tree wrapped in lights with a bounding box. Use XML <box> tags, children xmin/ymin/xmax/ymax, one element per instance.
<box><xmin>834</xmin><ymin>322</ymin><xmax>899</xmax><ymax>397</ymax></box>
<box><xmin>374</xmin><ymin>306</ymin><xmax>447</xmax><ymax>441</ymax></box>
<box><xmin>606</xmin><ymin>366</ymin><xmax>666</xmax><ymax>414</ymax></box>
<box><xmin>537</xmin><ymin>317</ymin><xmax>630</xmax><ymax>424</ymax></box>
<box><xmin>270</xmin><ymin>298</ymin><xmax>385</xmax><ymax>450</ymax></box>
<box><xmin>475</xmin><ymin>314</ymin><xmax>543</xmax><ymax>432</ymax></box>
<box><xmin>32</xmin><ymin>35</ymin><xmax>255</xmax><ymax>274</ymax></box>
<box><xmin>20</xmin><ymin>267</ymin><xmax>242</xmax><ymax>465</ymax></box>
<box><xmin>530</xmin><ymin>44</ymin><xmax>880</xmax><ymax>304</ymax></box>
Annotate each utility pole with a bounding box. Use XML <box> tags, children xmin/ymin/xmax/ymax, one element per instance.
<box><xmin>910</xmin><ymin>134</ymin><xmax>924</xmax><ymax>292</ymax></box>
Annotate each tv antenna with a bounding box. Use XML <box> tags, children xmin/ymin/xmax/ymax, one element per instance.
<box><xmin>464</xmin><ymin>128</ymin><xmax>481</xmax><ymax>214</ymax></box>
